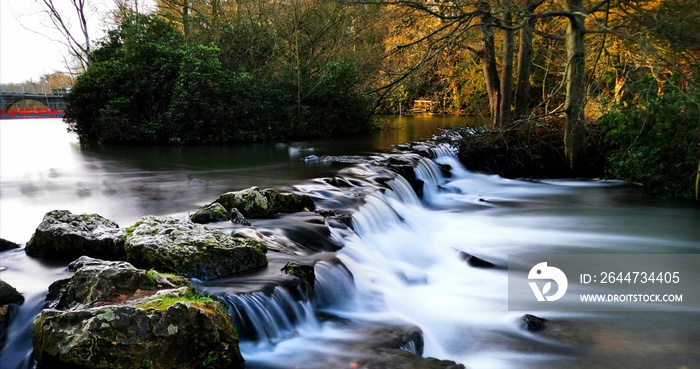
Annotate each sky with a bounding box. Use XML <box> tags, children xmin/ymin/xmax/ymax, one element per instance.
<box><xmin>0</xmin><ymin>0</ymin><xmax>155</xmax><ymax>84</ymax></box>
<box><xmin>0</xmin><ymin>0</ymin><xmax>68</xmax><ymax>83</ymax></box>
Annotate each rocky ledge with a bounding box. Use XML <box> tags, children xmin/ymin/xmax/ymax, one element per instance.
<box><xmin>33</xmin><ymin>257</ymin><xmax>244</xmax><ymax>369</ymax></box>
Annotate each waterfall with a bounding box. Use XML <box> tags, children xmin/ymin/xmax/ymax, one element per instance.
<box><xmin>385</xmin><ymin>174</ymin><xmax>421</xmax><ymax>206</ymax></box>
<box><xmin>429</xmin><ymin>143</ymin><xmax>457</xmax><ymax>158</ymax></box>
<box><xmin>413</xmin><ymin>157</ymin><xmax>446</xmax><ymax>201</ymax></box>
<box><xmin>226</xmin><ymin>152</ymin><xmax>561</xmax><ymax>368</ymax></box>
<box><xmin>313</xmin><ymin>260</ymin><xmax>357</xmax><ymax>311</ymax></box>
<box><xmin>223</xmin><ymin>286</ymin><xmax>318</xmax><ymax>345</ymax></box>
<box><xmin>350</xmin><ymin>194</ymin><xmax>404</xmax><ymax>236</ymax></box>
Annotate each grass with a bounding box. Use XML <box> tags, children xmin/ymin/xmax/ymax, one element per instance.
<box><xmin>138</xmin><ymin>289</ymin><xmax>228</xmax><ymax>316</ymax></box>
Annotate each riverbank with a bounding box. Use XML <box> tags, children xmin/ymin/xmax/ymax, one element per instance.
<box><xmin>451</xmin><ymin>119</ymin><xmax>698</xmax><ymax>200</ymax></box>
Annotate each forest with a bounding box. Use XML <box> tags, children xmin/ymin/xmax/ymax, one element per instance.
<box><xmin>29</xmin><ymin>0</ymin><xmax>700</xmax><ymax>197</ymax></box>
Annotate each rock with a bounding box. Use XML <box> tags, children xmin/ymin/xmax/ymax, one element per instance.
<box><xmin>281</xmin><ymin>262</ymin><xmax>315</xmax><ymax>290</ymax></box>
<box><xmin>33</xmin><ymin>258</ymin><xmax>244</xmax><ymax>369</ymax></box>
<box><xmin>437</xmin><ymin>163</ymin><xmax>452</xmax><ymax>178</ymax></box>
<box><xmin>25</xmin><ymin>210</ymin><xmax>125</xmax><ymax>261</ymax></box>
<box><xmin>33</xmin><ymin>302</ymin><xmax>242</xmax><ymax>369</ymax></box>
<box><xmin>0</xmin><ymin>238</ymin><xmax>20</xmax><ymax>251</ymax></box>
<box><xmin>459</xmin><ymin>252</ymin><xmax>497</xmax><ymax>268</ymax></box>
<box><xmin>230</xmin><ymin>208</ymin><xmax>251</xmax><ymax>226</ymax></box>
<box><xmin>124</xmin><ymin>216</ymin><xmax>268</xmax><ymax>279</ymax></box>
<box><xmin>0</xmin><ymin>304</ymin><xmax>10</xmax><ymax>324</ymax></box>
<box><xmin>340</xmin><ymin>323</ymin><xmax>465</xmax><ymax>369</ymax></box>
<box><xmin>45</xmin><ymin>256</ymin><xmax>188</xmax><ymax>310</ymax></box>
<box><xmin>0</xmin><ymin>280</ymin><xmax>23</xmax><ymax>350</ymax></box>
<box><xmin>214</xmin><ymin>186</ymin><xmax>315</xmax><ymax>218</ymax></box>
<box><xmin>316</xmin><ymin>209</ymin><xmax>352</xmax><ymax>228</ymax></box>
<box><xmin>0</xmin><ymin>280</ymin><xmax>24</xmax><ymax>305</ymax></box>
<box><xmin>522</xmin><ymin>314</ymin><xmax>547</xmax><ymax>331</ymax></box>
<box><xmin>190</xmin><ymin>202</ymin><xmax>230</xmax><ymax>224</ymax></box>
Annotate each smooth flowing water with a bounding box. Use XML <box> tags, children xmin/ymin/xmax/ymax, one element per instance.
<box><xmin>1</xmin><ymin>118</ymin><xmax>699</xmax><ymax>369</ymax></box>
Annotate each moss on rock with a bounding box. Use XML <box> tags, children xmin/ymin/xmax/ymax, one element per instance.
<box><xmin>214</xmin><ymin>186</ymin><xmax>315</xmax><ymax>219</ymax></box>
<box><xmin>25</xmin><ymin>210</ymin><xmax>125</xmax><ymax>261</ymax></box>
<box><xmin>189</xmin><ymin>203</ymin><xmax>230</xmax><ymax>224</ymax></box>
<box><xmin>33</xmin><ymin>258</ymin><xmax>243</xmax><ymax>369</ymax></box>
<box><xmin>124</xmin><ymin>216</ymin><xmax>268</xmax><ymax>279</ymax></box>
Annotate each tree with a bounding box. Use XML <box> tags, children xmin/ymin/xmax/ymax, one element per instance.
<box><xmin>65</xmin><ymin>13</ymin><xmax>185</xmax><ymax>144</ymax></box>
<box><xmin>36</xmin><ymin>0</ymin><xmax>94</xmax><ymax>71</ymax></box>
<box><xmin>354</xmin><ymin>0</ymin><xmax>625</xmax><ymax>171</ymax></box>
<box><xmin>65</xmin><ymin>11</ymin><xmax>375</xmax><ymax>145</ymax></box>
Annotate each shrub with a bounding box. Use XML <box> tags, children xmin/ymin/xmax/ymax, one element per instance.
<box><xmin>599</xmin><ymin>77</ymin><xmax>699</xmax><ymax>197</ymax></box>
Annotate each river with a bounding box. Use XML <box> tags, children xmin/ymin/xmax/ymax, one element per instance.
<box><xmin>1</xmin><ymin>118</ymin><xmax>699</xmax><ymax>369</ymax></box>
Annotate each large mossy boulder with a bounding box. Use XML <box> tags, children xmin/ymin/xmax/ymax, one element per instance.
<box><xmin>33</xmin><ymin>302</ymin><xmax>243</xmax><ymax>369</ymax></box>
<box><xmin>213</xmin><ymin>186</ymin><xmax>315</xmax><ymax>219</ymax></box>
<box><xmin>25</xmin><ymin>210</ymin><xmax>125</xmax><ymax>260</ymax></box>
<box><xmin>124</xmin><ymin>215</ymin><xmax>268</xmax><ymax>279</ymax></box>
<box><xmin>32</xmin><ymin>258</ymin><xmax>243</xmax><ymax>369</ymax></box>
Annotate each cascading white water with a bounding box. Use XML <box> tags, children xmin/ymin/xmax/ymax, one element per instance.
<box><xmin>413</xmin><ymin>157</ymin><xmax>446</xmax><ymax>201</ymax></box>
<box><xmin>234</xmin><ymin>149</ymin><xmax>546</xmax><ymax>368</ymax></box>
<box><xmin>313</xmin><ymin>260</ymin><xmax>357</xmax><ymax>312</ymax></box>
<box><xmin>223</xmin><ymin>286</ymin><xmax>318</xmax><ymax>346</ymax></box>
<box><xmin>384</xmin><ymin>174</ymin><xmax>421</xmax><ymax>207</ymax></box>
<box><xmin>428</xmin><ymin>142</ymin><xmax>457</xmax><ymax>158</ymax></box>
<box><xmin>201</xmin><ymin>146</ymin><xmax>700</xmax><ymax>369</ymax></box>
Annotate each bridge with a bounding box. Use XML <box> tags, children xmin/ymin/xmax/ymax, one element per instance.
<box><xmin>0</xmin><ymin>87</ymin><xmax>68</xmax><ymax>117</ymax></box>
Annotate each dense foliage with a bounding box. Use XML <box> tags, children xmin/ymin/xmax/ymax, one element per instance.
<box><xmin>599</xmin><ymin>78</ymin><xmax>699</xmax><ymax>197</ymax></box>
<box><xmin>65</xmin><ymin>14</ymin><xmax>374</xmax><ymax>145</ymax></box>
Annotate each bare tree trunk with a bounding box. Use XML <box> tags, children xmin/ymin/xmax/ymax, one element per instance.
<box><xmin>514</xmin><ymin>0</ymin><xmax>544</xmax><ymax>118</ymax></box>
<box><xmin>183</xmin><ymin>0</ymin><xmax>190</xmax><ymax>37</ymax></box>
<box><xmin>480</xmin><ymin>14</ymin><xmax>501</xmax><ymax>128</ymax></box>
<box><xmin>499</xmin><ymin>6</ymin><xmax>514</xmax><ymax>124</ymax></box>
<box><xmin>514</xmin><ymin>20</ymin><xmax>535</xmax><ymax>118</ymax></box>
<box><xmin>564</xmin><ymin>0</ymin><xmax>587</xmax><ymax>171</ymax></box>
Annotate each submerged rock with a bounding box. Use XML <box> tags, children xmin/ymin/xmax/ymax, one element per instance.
<box><xmin>459</xmin><ymin>252</ymin><xmax>498</xmax><ymax>268</ymax></box>
<box><xmin>522</xmin><ymin>314</ymin><xmax>547</xmax><ymax>331</ymax></box>
<box><xmin>281</xmin><ymin>262</ymin><xmax>315</xmax><ymax>283</ymax></box>
<box><xmin>281</xmin><ymin>262</ymin><xmax>315</xmax><ymax>294</ymax></box>
<box><xmin>214</xmin><ymin>186</ymin><xmax>315</xmax><ymax>219</ymax></box>
<box><xmin>124</xmin><ymin>215</ymin><xmax>268</xmax><ymax>279</ymax></box>
<box><xmin>336</xmin><ymin>323</ymin><xmax>465</xmax><ymax>369</ymax></box>
<box><xmin>25</xmin><ymin>210</ymin><xmax>125</xmax><ymax>261</ymax></box>
<box><xmin>190</xmin><ymin>202</ymin><xmax>230</xmax><ymax>224</ymax></box>
<box><xmin>33</xmin><ymin>258</ymin><xmax>243</xmax><ymax>369</ymax></box>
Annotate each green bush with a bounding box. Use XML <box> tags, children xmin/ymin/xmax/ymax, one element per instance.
<box><xmin>599</xmin><ymin>77</ymin><xmax>699</xmax><ymax>197</ymax></box>
<box><xmin>65</xmin><ymin>13</ymin><xmax>375</xmax><ymax>146</ymax></box>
